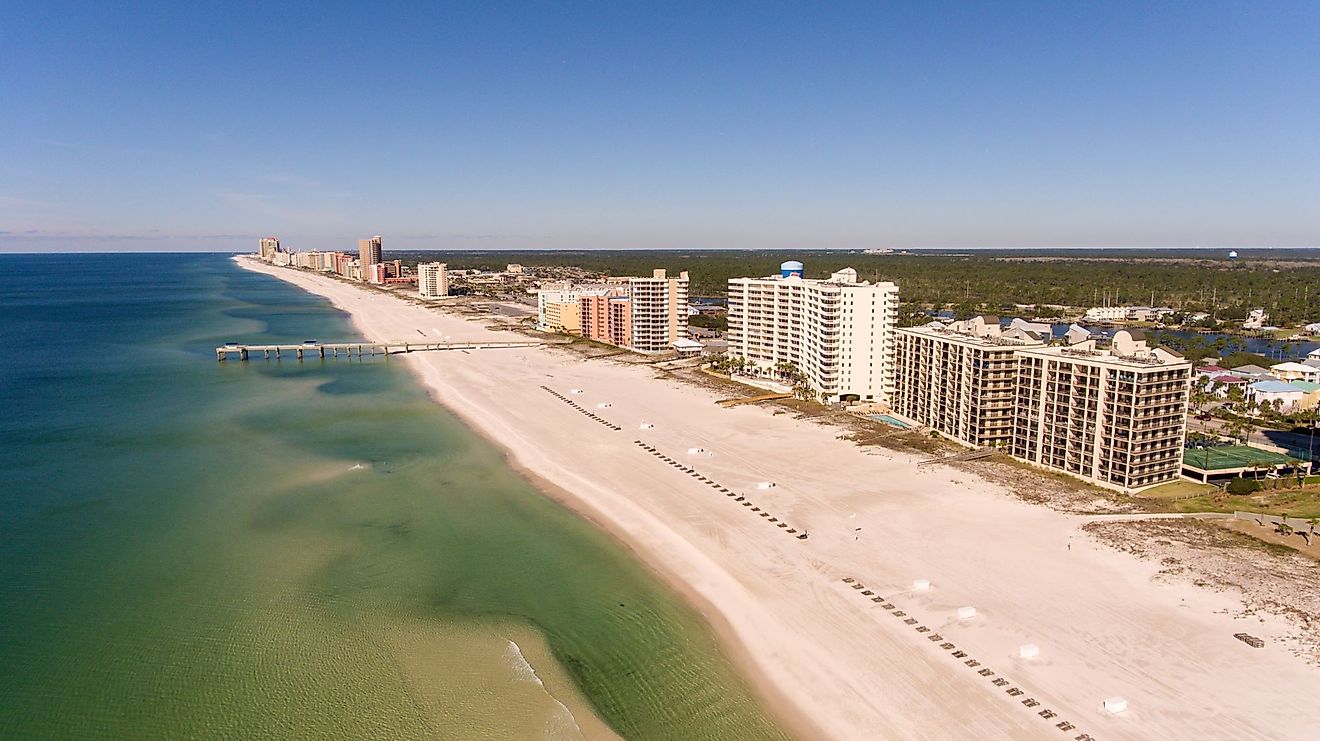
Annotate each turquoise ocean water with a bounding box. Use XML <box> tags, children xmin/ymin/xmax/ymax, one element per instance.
<box><xmin>0</xmin><ymin>253</ymin><xmax>784</xmax><ymax>739</ymax></box>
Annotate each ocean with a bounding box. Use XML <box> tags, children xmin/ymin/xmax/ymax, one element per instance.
<box><xmin>0</xmin><ymin>253</ymin><xmax>784</xmax><ymax>739</ymax></box>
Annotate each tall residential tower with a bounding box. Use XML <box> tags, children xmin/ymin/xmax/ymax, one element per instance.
<box><xmin>726</xmin><ymin>263</ymin><xmax>899</xmax><ymax>404</ymax></box>
<box><xmin>357</xmin><ymin>236</ymin><xmax>382</xmax><ymax>269</ymax></box>
<box><xmin>893</xmin><ymin>316</ymin><xmax>1044</xmax><ymax>448</ymax></box>
<box><xmin>418</xmin><ymin>262</ymin><xmax>448</xmax><ymax>299</ymax></box>
<box><xmin>627</xmin><ymin>269</ymin><xmax>690</xmax><ymax>353</ymax></box>
<box><xmin>258</xmin><ymin>236</ymin><xmax>281</xmax><ymax>259</ymax></box>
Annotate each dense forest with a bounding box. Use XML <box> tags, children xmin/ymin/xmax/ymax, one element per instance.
<box><xmin>390</xmin><ymin>249</ymin><xmax>1320</xmax><ymax>325</ymax></box>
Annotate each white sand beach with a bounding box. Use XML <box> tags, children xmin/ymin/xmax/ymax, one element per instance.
<box><xmin>240</xmin><ymin>257</ymin><xmax>1319</xmax><ymax>740</ymax></box>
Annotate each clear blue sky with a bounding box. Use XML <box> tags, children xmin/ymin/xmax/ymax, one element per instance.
<box><xmin>2</xmin><ymin>1</ymin><xmax>1317</xmax><ymax>252</ymax></box>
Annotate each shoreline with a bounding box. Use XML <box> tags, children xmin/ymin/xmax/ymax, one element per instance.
<box><xmin>236</xmin><ymin>256</ymin><xmax>1320</xmax><ymax>740</ymax></box>
<box><xmin>495</xmin><ymin>439</ymin><xmax>823</xmax><ymax>741</ymax></box>
<box><xmin>235</xmin><ymin>257</ymin><xmax>822</xmax><ymax>738</ymax></box>
<box><xmin>412</xmin><ymin>365</ymin><xmax>825</xmax><ymax>740</ymax></box>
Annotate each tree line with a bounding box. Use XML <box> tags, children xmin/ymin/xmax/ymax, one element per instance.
<box><xmin>390</xmin><ymin>249</ymin><xmax>1320</xmax><ymax>325</ymax></box>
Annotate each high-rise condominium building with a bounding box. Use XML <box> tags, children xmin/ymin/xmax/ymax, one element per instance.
<box><xmin>418</xmin><ymin>262</ymin><xmax>448</xmax><ymax>299</ymax></box>
<box><xmin>893</xmin><ymin>316</ymin><xmax>1045</xmax><ymax>448</ymax></box>
<box><xmin>543</xmin><ymin>298</ymin><xmax>581</xmax><ymax>335</ymax></box>
<box><xmin>607</xmin><ymin>297</ymin><xmax>633</xmax><ymax>348</ymax></box>
<box><xmin>358</xmin><ymin>236</ymin><xmax>382</xmax><ymax>268</ymax></box>
<box><xmin>538</xmin><ymin>271</ymin><xmax>685</xmax><ymax>353</ymax></box>
<box><xmin>893</xmin><ymin>322</ymin><xmax>1190</xmax><ymax>491</ymax></box>
<box><xmin>1012</xmin><ymin>330</ymin><xmax>1190</xmax><ymax>491</ymax></box>
<box><xmin>627</xmin><ymin>269</ymin><xmax>690</xmax><ymax>353</ymax></box>
<box><xmin>578</xmin><ymin>293</ymin><xmax>614</xmax><ymax>343</ymax></box>
<box><xmin>258</xmin><ymin>236</ymin><xmax>280</xmax><ymax>259</ymax></box>
<box><xmin>726</xmin><ymin>263</ymin><xmax>899</xmax><ymax>404</ymax></box>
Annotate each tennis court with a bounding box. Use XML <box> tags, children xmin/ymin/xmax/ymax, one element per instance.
<box><xmin>1182</xmin><ymin>445</ymin><xmax>1296</xmax><ymax>471</ymax></box>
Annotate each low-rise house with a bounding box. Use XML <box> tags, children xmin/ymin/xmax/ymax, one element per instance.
<box><xmin>1270</xmin><ymin>362</ymin><xmax>1320</xmax><ymax>384</ymax></box>
<box><xmin>1084</xmin><ymin>306</ymin><xmax>1129</xmax><ymax>322</ymax></box>
<box><xmin>1229</xmin><ymin>364</ymin><xmax>1274</xmax><ymax>381</ymax></box>
<box><xmin>1243</xmin><ymin>308</ymin><xmax>1269</xmax><ymax>329</ymax></box>
<box><xmin>1248</xmin><ymin>380</ymin><xmax>1308</xmax><ymax>412</ymax></box>
<box><xmin>1205</xmin><ymin>374</ymin><xmax>1248</xmax><ymax>397</ymax></box>
<box><xmin>671</xmin><ymin>338</ymin><xmax>703</xmax><ymax>357</ymax></box>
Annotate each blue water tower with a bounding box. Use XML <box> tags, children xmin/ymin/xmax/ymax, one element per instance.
<box><xmin>1228</xmin><ymin>250</ymin><xmax>1239</xmax><ymax>260</ymax></box>
<box><xmin>780</xmin><ymin>260</ymin><xmax>804</xmax><ymax>278</ymax></box>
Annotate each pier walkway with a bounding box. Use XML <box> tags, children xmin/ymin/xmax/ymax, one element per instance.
<box><xmin>216</xmin><ymin>339</ymin><xmax>566</xmax><ymax>361</ymax></box>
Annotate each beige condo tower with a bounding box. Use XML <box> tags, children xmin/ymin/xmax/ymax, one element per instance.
<box><xmin>358</xmin><ymin>235</ymin><xmax>382</xmax><ymax>267</ymax></box>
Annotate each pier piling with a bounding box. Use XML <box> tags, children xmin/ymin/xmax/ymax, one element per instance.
<box><xmin>214</xmin><ymin>339</ymin><xmax>561</xmax><ymax>362</ymax></box>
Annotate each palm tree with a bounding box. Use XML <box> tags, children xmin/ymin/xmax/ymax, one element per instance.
<box><xmin>1307</xmin><ymin>407</ymin><xmax>1318</xmax><ymax>474</ymax></box>
<box><xmin>1241</xmin><ymin>408</ymin><xmax>1258</xmax><ymax>447</ymax></box>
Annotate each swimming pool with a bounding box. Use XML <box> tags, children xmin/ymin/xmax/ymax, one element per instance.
<box><xmin>867</xmin><ymin>414</ymin><xmax>911</xmax><ymax>429</ymax></box>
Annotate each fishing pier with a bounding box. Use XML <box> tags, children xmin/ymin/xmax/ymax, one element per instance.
<box><xmin>216</xmin><ymin>339</ymin><xmax>564</xmax><ymax>361</ymax></box>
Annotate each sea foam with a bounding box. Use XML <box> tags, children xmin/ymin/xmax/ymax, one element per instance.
<box><xmin>504</xmin><ymin>640</ymin><xmax>585</xmax><ymax>740</ymax></box>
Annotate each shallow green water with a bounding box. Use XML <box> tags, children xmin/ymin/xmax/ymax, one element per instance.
<box><xmin>0</xmin><ymin>253</ymin><xmax>785</xmax><ymax>739</ymax></box>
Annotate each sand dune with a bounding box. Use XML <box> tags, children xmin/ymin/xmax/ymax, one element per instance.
<box><xmin>240</xmin><ymin>257</ymin><xmax>1318</xmax><ymax>740</ymax></box>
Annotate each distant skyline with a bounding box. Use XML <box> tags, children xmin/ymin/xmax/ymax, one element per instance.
<box><xmin>2</xmin><ymin>1</ymin><xmax>1318</xmax><ymax>252</ymax></box>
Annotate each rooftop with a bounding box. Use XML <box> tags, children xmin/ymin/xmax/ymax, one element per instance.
<box><xmin>1249</xmin><ymin>380</ymin><xmax>1303</xmax><ymax>393</ymax></box>
<box><xmin>1271</xmin><ymin>362</ymin><xmax>1315</xmax><ymax>373</ymax></box>
<box><xmin>1230</xmin><ymin>364</ymin><xmax>1273</xmax><ymax>376</ymax></box>
<box><xmin>896</xmin><ymin>324</ymin><xmax>1041</xmax><ymax>349</ymax></box>
<box><xmin>1016</xmin><ymin>343</ymin><xmax>1191</xmax><ymax>369</ymax></box>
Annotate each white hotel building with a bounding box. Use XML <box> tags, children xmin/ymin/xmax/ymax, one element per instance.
<box><xmin>726</xmin><ymin>262</ymin><xmax>899</xmax><ymax>404</ymax></box>
<box><xmin>627</xmin><ymin>269</ymin><xmax>690</xmax><ymax>353</ymax></box>
<box><xmin>417</xmin><ymin>262</ymin><xmax>449</xmax><ymax>299</ymax></box>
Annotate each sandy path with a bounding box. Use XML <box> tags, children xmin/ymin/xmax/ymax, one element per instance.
<box><xmin>239</xmin><ymin>258</ymin><xmax>1318</xmax><ymax>740</ymax></box>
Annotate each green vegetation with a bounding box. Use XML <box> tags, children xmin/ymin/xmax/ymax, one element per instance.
<box><xmin>391</xmin><ymin>249</ymin><xmax>1320</xmax><ymax>323</ymax></box>
<box><xmin>1227</xmin><ymin>477</ymin><xmax>1262</xmax><ymax>495</ymax></box>
<box><xmin>1160</xmin><ymin>486</ymin><xmax>1320</xmax><ymax>519</ymax></box>
<box><xmin>688</xmin><ymin>313</ymin><xmax>727</xmax><ymax>331</ymax></box>
<box><xmin>1141</xmin><ymin>480</ymin><xmax>1218</xmax><ymax>499</ymax></box>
